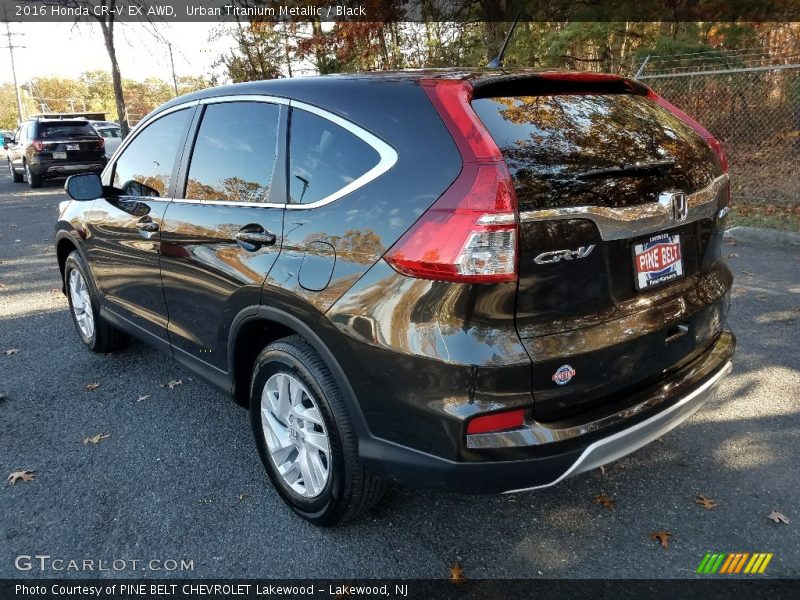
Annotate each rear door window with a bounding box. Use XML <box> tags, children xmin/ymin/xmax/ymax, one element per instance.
<box><xmin>112</xmin><ymin>108</ymin><xmax>191</xmax><ymax>198</ymax></box>
<box><xmin>288</xmin><ymin>108</ymin><xmax>379</xmax><ymax>205</ymax></box>
<box><xmin>185</xmin><ymin>101</ymin><xmax>280</xmax><ymax>203</ymax></box>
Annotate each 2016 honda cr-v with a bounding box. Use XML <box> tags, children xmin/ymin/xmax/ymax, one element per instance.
<box><xmin>55</xmin><ymin>71</ymin><xmax>735</xmax><ymax>525</ymax></box>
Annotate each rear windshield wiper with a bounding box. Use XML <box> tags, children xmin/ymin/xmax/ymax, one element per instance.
<box><xmin>576</xmin><ymin>159</ymin><xmax>675</xmax><ymax>180</ymax></box>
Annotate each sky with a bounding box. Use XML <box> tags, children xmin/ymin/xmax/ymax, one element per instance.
<box><xmin>1</xmin><ymin>22</ymin><xmax>233</xmax><ymax>85</ymax></box>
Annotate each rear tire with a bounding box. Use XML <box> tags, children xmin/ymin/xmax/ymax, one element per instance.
<box><xmin>64</xmin><ymin>251</ymin><xmax>129</xmax><ymax>353</ymax></box>
<box><xmin>249</xmin><ymin>335</ymin><xmax>385</xmax><ymax>526</ymax></box>
<box><xmin>8</xmin><ymin>160</ymin><xmax>22</xmax><ymax>183</ymax></box>
<box><xmin>24</xmin><ymin>161</ymin><xmax>42</xmax><ymax>188</ymax></box>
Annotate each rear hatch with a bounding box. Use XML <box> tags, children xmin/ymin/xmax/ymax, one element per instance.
<box><xmin>471</xmin><ymin>74</ymin><xmax>730</xmax><ymax>421</ymax></box>
<box><xmin>36</xmin><ymin>120</ymin><xmax>104</xmax><ymax>161</ymax></box>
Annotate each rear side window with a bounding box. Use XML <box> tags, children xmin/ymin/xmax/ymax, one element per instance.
<box><xmin>113</xmin><ymin>108</ymin><xmax>191</xmax><ymax>198</ymax></box>
<box><xmin>288</xmin><ymin>109</ymin><xmax>379</xmax><ymax>204</ymax></box>
<box><xmin>37</xmin><ymin>121</ymin><xmax>97</xmax><ymax>139</ymax></box>
<box><xmin>185</xmin><ymin>101</ymin><xmax>280</xmax><ymax>203</ymax></box>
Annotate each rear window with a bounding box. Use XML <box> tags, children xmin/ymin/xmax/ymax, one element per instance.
<box><xmin>98</xmin><ymin>128</ymin><xmax>121</xmax><ymax>139</ymax></box>
<box><xmin>472</xmin><ymin>94</ymin><xmax>717</xmax><ymax>209</ymax></box>
<box><xmin>37</xmin><ymin>121</ymin><xmax>97</xmax><ymax>139</ymax></box>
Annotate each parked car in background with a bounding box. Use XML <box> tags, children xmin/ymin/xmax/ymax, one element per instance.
<box><xmin>55</xmin><ymin>71</ymin><xmax>735</xmax><ymax>525</ymax></box>
<box><xmin>0</xmin><ymin>130</ymin><xmax>12</xmax><ymax>157</ymax></box>
<box><xmin>93</xmin><ymin>124</ymin><xmax>123</xmax><ymax>158</ymax></box>
<box><xmin>7</xmin><ymin>117</ymin><xmax>106</xmax><ymax>188</ymax></box>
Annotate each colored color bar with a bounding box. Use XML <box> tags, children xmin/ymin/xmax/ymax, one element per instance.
<box><xmin>758</xmin><ymin>553</ymin><xmax>773</xmax><ymax>574</ymax></box>
<box><xmin>720</xmin><ymin>554</ymin><xmax>736</xmax><ymax>574</ymax></box>
<box><xmin>710</xmin><ymin>553</ymin><xmax>726</xmax><ymax>573</ymax></box>
<box><xmin>744</xmin><ymin>554</ymin><xmax>759</xmax><ymax>573</ymax></box>
<box><xmin>696</xmin><ymin>553</ymin><xmax>713</xmax><ymax>574</ymax></box>
<box><xmin>734</xmin><ymin>553</ymin><xmax>750</xmax><ymax>573</ymax></box>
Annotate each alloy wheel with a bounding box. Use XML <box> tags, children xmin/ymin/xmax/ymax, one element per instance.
<box><xmin>68</xmin><ymin>269</ymin><xmax>95</xmax><ymax>340</ymax></box>
<box><xmin>260</xmin><ymin>372</ymin><xmax>331</xmax><ymax>498</ymax></box>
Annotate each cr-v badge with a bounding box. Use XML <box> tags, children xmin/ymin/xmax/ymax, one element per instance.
<box><xmin>534</xmin><ymin>245</ymin><xmax>595</xmax><ymax>264</ymax></box>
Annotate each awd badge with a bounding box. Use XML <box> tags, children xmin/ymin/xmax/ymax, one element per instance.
<box><xmin>552</xmin><ymin>365</ymin><xmax>576</xmax><ymax>385</ymax></box>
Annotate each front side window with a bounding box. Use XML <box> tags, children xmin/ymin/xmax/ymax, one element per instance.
<box><xmin>112</xmin><ymin>108</ymin><xmax>191</xmax><ymax>198</ymax></box>
<box><xmin>288</xmin><ymin>109</ymin><xmax>379</xmax><ymax>205</ymax></box>
<box><xmin>185</xmin><ymin>101</ymin><xmax>280</xmax><ymax>203</ymax></box>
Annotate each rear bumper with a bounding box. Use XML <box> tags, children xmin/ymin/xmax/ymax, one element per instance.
<box><xmin>29</xmin><ymin>159</ymin><xmax>106</xmax><ymax>177</ymax></box>
<box><xmin>360</xmin><ymin>331</ymin><xmax>734</xmax><ymax>493</ymax></box>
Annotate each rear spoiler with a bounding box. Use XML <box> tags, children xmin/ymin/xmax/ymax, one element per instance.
<box><xmin>471</xmin><ymin>71</ymin><xmax>649</xmax><ymax>99</ymax></box>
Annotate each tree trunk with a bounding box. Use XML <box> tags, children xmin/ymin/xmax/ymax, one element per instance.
<box><xmin>98</xmin><ymin>17</ymin><xmax>129</xmax><ymax>137</ymax></box>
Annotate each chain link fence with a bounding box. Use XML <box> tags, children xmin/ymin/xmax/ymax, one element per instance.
<box><xmin>636</xmin><ymin>52</ymin><xmax>800</xmax><ymax>205</ymax></box>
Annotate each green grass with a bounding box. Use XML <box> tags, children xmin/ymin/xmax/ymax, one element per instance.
<box><xmin>726</xmin><ymin>203</ymin><xmax>800</xmax><ymax>232</ymax></box>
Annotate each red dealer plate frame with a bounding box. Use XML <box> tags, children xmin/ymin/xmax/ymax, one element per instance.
<box><xmin>632</xmin><ymin>232</ymin><xmax>684</xmax><ymax>291</ymax></box>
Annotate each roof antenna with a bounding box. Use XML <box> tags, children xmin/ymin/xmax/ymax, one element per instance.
<box><xmin>487</xmin><ymin>10</ymin><xmax>522</xmax><ymax>69</ymax></box>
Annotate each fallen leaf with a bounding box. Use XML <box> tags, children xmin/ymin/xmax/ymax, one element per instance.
<box><xmin>723</xmin><ymin>253</ymin><xmax>739</xmax><ymax>259</ymax></box>
<box><xmin>767</xmin><ymin>510</ymin><xmax>789</xmax><ymax>524</ymax></box>
<box><xmin>161</xmin><ymin>379</ymin><xmax>183</xmax><ymax>389</ymax></box>
<box><xmin>84</xmin><ymin>382</ymin><xmax>100</xmax><ymax>391</ymax></box>
<box><xmin>599</xmin><ymin>465</ymin><xmax>606</xmax><ymax>476</ymax></box>
<box><xmin>0</xmin><ymin>283</ymin><xmax>7</xmax><ymax>290</ymax></box>
<box><xmin>8</xmin><ymin>470</ymin><xmax>35</xmax><ymax>485</ymax></box>
<box><xmin>136</xmin><ymin>394</ymin><xmax>151</xmax><ymax>402</ymax></box>
<box><xmin>695</xmin><ymin>495</ymin><xmax>717</xmax><ymax>510</ymax></box>
<box><xmin>726</xmin><ymin>240</ymin><xmax>738</xmax><ymax>246</ymax></box>
<box><xmin>3</xmin><ymin>348</ymin><xmax>20</xmax><ymax>356</ymax></box>
<box><xmin>238</xmin><ymin>493</ymin><xmax>249</xmax><ymax>501</ymax></box>
<box><xmin>757</xmin><ymin>294</ymin><xmax>767</xmax><ymax>301</ymax></box>
<box><xmin>449</xmin><ymin>559</ymin><xmax>465</xmax><ymax>582</ymax></box>
<box><xmin>734</xmin><ymin>287</ymin><xmax>747</xmax><ymax>294</ymax></box>
<box><xmin>650</xmin><ymin>530</ymin><xmax>672</xmax><ymax>550</ymax></box>
<box><xmin>593</xmin><ymin>494</ymin><xmax>615</xmax><ymax>510</ymax></box>
<box><xmin>83</xmin><ymin>433</ymin><xmax>110</xmax><ymax>445</ymax></box>
<box><xmin>741</xmin><ymin>271</ymin><xmax>755</xmax><ymax>276</ymax></box>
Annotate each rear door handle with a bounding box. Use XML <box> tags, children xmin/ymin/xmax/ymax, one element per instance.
<box><xmin>235</xmin><ymin>231</ymin><xmax>276</xmax><ymax>247</ymax></box>
<box><xmin>136</xmin><ymin>220</ymin><xmax>159</xmax><ymax>232</ymax></box>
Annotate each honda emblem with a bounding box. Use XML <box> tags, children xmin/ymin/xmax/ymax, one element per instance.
<box><xmin>659</xmin><ymin>191</ymin><xmax>689</xmax><ymax>222</ymax></box>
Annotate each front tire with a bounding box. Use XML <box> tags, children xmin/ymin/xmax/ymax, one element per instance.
<box><xmin>8</xmin><ymin>160</ymin><xmax>23</xmax><ymax>183</ymax></box>
<box><xmin>250</xmin><ymin>336</ymin><xmax>385</xmax><ymax>526</ymax></box>
<box><xmin>64</xmin><ymin>251</ymin><xmax>129</xmax><ymax>353</ymax></box>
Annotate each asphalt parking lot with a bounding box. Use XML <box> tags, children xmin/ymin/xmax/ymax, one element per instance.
<box><xmin>1</xmin><ymin>172</ymin><xmax>798</xmax><ymax>579</ymax></box>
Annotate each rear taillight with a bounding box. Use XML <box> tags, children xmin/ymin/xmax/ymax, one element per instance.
<box><xmin>97</xmin><ymin>138</ymin><xmax>105</xmax><ymax>150</ymax></box>
<box><xmin>384</xmin><ymin>79</ymin><xmax>518</xmax><ymax>284</ymax></box>
<box><xmin>466</xmin><ymin>408</ymin><xmax>525</xmax><ymax>435</ymax></box>
<box><xmin>32</xmin><ymin>140</ymin><xmax>44</xmax><ymax>152</ymax></box>
<box><xmin>647</xmin><ymin>90</ymin><xmax>728</xmax><ymax>173</ymax></box>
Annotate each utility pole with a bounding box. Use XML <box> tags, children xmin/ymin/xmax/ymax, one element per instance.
<box><xmin>167</xmin><ymin>42</ymin><xmax>178</xmax><ymax>96</ymax></box>
<box><xmin>1</xmin><ymin>12</ymin><xmax>24</xmax><ymax>124</ymax></box>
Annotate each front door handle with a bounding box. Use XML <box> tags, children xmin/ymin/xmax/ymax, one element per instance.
<box><xmin>136</xmin><ymin>220</ymin><xmax>159</xmax><ymax>232</ymax></box>
<box><xmin>235</xmin><ymin>231</ymin><xmax>277</xmax><ymax>247</ymax></box>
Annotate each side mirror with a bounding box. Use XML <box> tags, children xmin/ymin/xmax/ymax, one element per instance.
<box><xmin>65</xmin><ymin>173</ymin><xmax>103</xmax><ymax>201</ymax></box>
<box><xmin>2</xmin><ymin>137</ymin><xmax>11</xmax><ymax>149</ymax></box>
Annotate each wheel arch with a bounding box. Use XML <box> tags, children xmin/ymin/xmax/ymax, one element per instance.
<box><xmin>228</xmin><ymin>306</ymin><xmax>371</xmax><ymax>438</ymax></box>
<box><xmin>55</xmin><ymin>231</ymin><xmax>85</xmax><ymax>293</ymax></box>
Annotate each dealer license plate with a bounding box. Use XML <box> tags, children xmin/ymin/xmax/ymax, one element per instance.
<box><xmin>53</xmin><ymin>152</ymin><xmax>67</xmax><ymax>159</ymax></box>
<box><xmin>633</xmin><ymin>233</ymin><xmax>684</xmax><ymax>290</ymax></box>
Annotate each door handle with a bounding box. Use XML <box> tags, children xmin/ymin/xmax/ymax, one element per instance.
<box><xmin>136</xmin><ymin>220</ymin><xmax>159</xmax><ymax>232</ymax></box>
<box><xmin>235</xmin><ymin>231</ymin><xmax>276</xmax><ymax>246</ymax></box>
